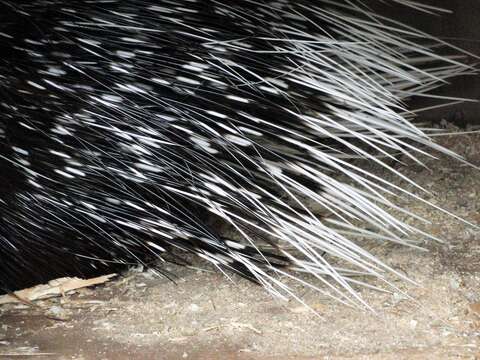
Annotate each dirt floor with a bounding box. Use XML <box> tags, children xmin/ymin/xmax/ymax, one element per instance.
<box><xmin>1</xmin><ymin>126</ymin><xmax>480</xmax><ymax>359</ymax></box>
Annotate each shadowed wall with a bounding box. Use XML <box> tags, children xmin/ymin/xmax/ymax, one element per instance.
<box><xmin>372</xmin><ymin>0</ymin><xmax>480</xmax><ymax>125</ymax></box>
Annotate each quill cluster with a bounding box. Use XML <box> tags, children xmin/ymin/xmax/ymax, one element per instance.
<box><xmin>0</xmin><ymin>0</ymin><xmax>473</xmax><ymax>308</ymax></box>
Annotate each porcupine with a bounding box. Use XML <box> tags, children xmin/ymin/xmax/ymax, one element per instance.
<box><xmin>0</xmin><ymin>0</ymin><xmax>475</xmax><ymax>308</ymax></box>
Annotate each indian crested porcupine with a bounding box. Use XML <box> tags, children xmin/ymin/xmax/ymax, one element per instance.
<box><xmin>0</xmin><ymin>0</ymin><xmax>475</xmax><ymax>308</ymax></box>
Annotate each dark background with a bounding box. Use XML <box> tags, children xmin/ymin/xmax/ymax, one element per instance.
<box><xmin>371</xmin><ymin>0</ymin><xmax>480</xmax><ymax>125</ymax></box>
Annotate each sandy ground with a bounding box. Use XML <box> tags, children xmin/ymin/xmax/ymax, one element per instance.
<box><xmin>1</xmin><ymin>126</ymin><xmax>480</xmax><ymax>360</ymax></box>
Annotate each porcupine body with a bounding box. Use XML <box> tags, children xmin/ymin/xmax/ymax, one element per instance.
<box><xmin>0</xmin><ymin>0</ymin><xmax>473</xmax><ymax>307</ymax></box>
